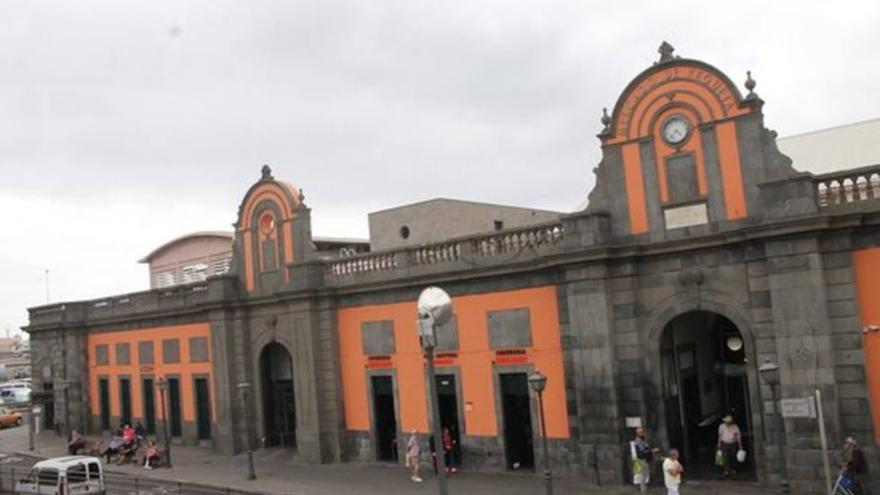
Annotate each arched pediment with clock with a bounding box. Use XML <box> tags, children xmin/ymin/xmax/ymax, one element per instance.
<box><xmin>586</xmin><ymin>42</ymin><xmax>797</xmax><ymax>238</ymax></box>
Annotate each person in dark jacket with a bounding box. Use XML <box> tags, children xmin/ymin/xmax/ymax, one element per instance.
<box><xmin>842</xmin><ymin>437</ymin><xmax>870</xmax><ymax>495</ymax></box>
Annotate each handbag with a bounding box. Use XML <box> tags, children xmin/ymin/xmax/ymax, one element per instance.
<box><xmin>714</xmin><ymin>449</ymin><xmax>724</xmax><ymax>467</ymax></box>
<box><xmin>736</xmin><ymin>449</ymin><xmax>746</xmax><ymax>463</ymax></box>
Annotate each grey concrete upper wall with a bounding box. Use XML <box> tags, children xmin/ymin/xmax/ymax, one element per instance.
<box><xmin>368</xmin><ymin>198</ymin><xmax>561</xmax><ymax>251</ymax></box>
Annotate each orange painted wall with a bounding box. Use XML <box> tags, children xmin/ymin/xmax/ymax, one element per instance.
<box><xmin>621</xmin><ymin>142</ymin><xmax>648</xmax><ymax>235</ymax></box>
<box><xmin>338</xmin><ymin>286</ymin><xmax>569</xmax><ymax>439</ymax></box>
<box><xmin>87</xmin><ymin>323</ymin><xmax>214</xmax><ymax>425</ymax></box>
<box><xmin>715</xmin><ymin>121</ymin><xmax>748</xmax><ymax>220</ymax></box>
<box><xmin>854</xmin><ymin>248</ymin><xmax>880</xmax><ymax>442</ymax></box>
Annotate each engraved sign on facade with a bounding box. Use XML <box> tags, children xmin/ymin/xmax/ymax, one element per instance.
<box><xmin>664</xmin><ymin>203</ymin><xmax>708</xmax><ymax>229</ymax></box>
<box><xmin>780</xmin><ymin>398</ymin><xmax>817</xmax><ymax>418</ymax></box>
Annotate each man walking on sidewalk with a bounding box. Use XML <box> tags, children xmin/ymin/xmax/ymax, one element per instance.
<box><xmin>631</xmin><ymin>427</ymin><xmax>656</xmax><ymax>492</ymax></box>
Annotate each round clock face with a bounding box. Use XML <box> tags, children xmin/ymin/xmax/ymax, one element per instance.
<box><xmin>662</xmin><ymin>116</ymin><xmax>690</xmax><ymax>145</ymax></box>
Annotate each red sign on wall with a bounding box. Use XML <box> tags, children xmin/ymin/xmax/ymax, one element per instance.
<box><xmin>494</xmin><ymin>349</ymin><xmax>528</xmax><ymax>365</ymax></box>
<box><xmin>366</xmin><ymin>356</ymin><xmax>393</xmax><ymax>369</ymax></box>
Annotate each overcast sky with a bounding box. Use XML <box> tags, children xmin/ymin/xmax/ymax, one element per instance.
<box><xmin>1</xmin><ymin>0</ymin><xmax>878</xmax><ymax>336</ymax></box>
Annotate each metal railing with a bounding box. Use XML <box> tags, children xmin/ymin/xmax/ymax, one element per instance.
<box><xmin>0</xmin><ymin>466</ymin><xmax>266</xmax><ymax>495</ymax></box>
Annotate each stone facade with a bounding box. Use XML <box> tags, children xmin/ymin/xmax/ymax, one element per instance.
<box><xmin>24</xmin><ymin>45</ymin><xmax>880</xmax><ymax>494</ymax></box>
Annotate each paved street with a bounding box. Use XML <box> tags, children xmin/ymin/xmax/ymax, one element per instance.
<box><xmin>0</xmin><ymin>421</ymin><xmax>781</xmax><ymax>495</ymax></box>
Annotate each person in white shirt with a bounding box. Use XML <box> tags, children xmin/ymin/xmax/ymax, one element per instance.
<box><xmin>663</xmin><ymin>449</ymin><xmax>684</xmax><ymax>495</ymax></box>
<box><xmin>716</xmin><ymin>415</ymin><xmax>742</xmax><ymax>477</ymax></box>
<box><xmin>405</xmin><ymin>430</ymin><xmax>423</xmax><ymax>483</ymax></box>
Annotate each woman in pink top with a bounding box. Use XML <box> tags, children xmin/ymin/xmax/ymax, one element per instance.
<box><xmin>717</xmin><ymin>415</ymin><xmax>742</xmax><ymax>478</ymax></box>
<box><xmin>122</xmin><ymin>424</ymin><xmax>136</xmax><ymax>446</ymax></box>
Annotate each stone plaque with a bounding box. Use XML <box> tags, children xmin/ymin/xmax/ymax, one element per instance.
<box><xmin>780</xmin><ymin>398</ymin><xmax>816</xmax><ymax>418</ymax></box>
<box><xmin>664</xmin><ymin>203</ymin><xmax>708</xmax><ymax>229</ymax></box>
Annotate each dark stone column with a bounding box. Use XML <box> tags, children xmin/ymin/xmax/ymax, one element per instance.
<box><xmin>561</xmin><ymin>263</ymin><xmax>624</xmax><ymax>485</ymax></box>
<box><xmin>209</xmin><ymin>306</ymin><xmax>247</xmax><ymax>455</ymax></box>
<box><xmin>288</xmin><ymin>297</ymin><xmax>344</xmax><ymax>463</ymax></box>
<box><xmin>765</xmin><ymin>235</ymin><xmax>842</xmax><ymax>494</ymax></box>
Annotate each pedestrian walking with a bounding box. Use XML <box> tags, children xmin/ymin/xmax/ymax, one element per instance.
<box><xmin>630</xmin><ymin>427</ymin><xmax>656</xmax><ymax>492</ymax></box>
<box><xmin>405</xmin><ymin>430</ymin><xmax>423</xmax><ymax>483</ymax></box>
<box><xmin>442</xmin><ymin>427</ymin><xmax>457</xmax><ymax>473</ymax></box>
<box><xmin>842</xmin><ymin>437</ymin><xmax>869</xmax><ymax>494</ymax></box>
<box><xmin>663</xmin><ymin>449</ymin><xmax>684</xmax><ymax>495</ymax></box>
<box><xmin>716</xmin><ymin>415</ymin><xmax>742</xmax><ymax>478</ymax></box>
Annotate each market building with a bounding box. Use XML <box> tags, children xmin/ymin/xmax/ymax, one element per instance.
<box><xmin>24</xmin><ymin>43</ymin><xmax>880</xmax><ymax>494</ymax></box>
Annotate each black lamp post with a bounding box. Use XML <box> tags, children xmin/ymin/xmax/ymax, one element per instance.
<box><xmin>237</xmin><ymin>382</ymin><xmax>257</xmax><ymax>480</ymax></box>
<box><xmin>156</xmin><ymin>378</ymin><xmax>172</xmax><ymax>468</ymax></box>
<box><xmin>529</xmin><ymin>370</ymin><xmax>553</xmax><ymax>495</ymax></box>
<box><xmin>759</xmin><ymin>360</ymin><xmax>788</xmax><ymax>493</ymax></box>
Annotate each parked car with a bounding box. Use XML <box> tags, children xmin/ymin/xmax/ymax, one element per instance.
<box><xmin>15</xmin><ymin>456</ymin><xmax>105</xmax><ymax>495</ymax></box>
<box><xmin>0</xmin><ymin>406</ymin><xmax>23</xmax><ymax>427</ymax></box>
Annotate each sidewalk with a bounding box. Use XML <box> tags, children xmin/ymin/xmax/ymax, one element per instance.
<box><xmin>0</xmin><ymin>424</ymin><xmax>776</xmax><ymax>495</ymax></box>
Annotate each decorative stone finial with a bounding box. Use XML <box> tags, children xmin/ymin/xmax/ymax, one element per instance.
<box><xmin>260</xmin><ymin>164</ymin><xmax>273</xmax><ymax>180</ymax></box>
<box><xmin>658</xmin><ymin>41</ymin><xmax>675</xmax><ymax>63</ymax></box>
<box><xmin>298</xmin><ymin>188</ymin><xmax>305</xmax><ymax>203</ymax></box>
<box><xmin>745</xmin><ymin>70</ymin><xmax>757</xmax><ymax>98</ymax></box>
<box><xmin>601</xmin><ymin>108</ymin><xmax>611</xmax><ymax>130</ymax></box>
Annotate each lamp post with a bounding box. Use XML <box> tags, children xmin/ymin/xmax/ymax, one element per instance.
<box><xmin>156</xmin><ymin>378</ymin><xmax>172</xmax><ymax>468</ymax></box>
<box><xmin>237</xmin><ymin>382</ymin><xmax>257</xmax><ymax>480</ymax></box>
<box><xmin>759</xmin><ymin>360</ymin><xmax>788</xmax><ymax>493</ymax></box>
<box><xmin>417</xmin><ymin>287</ymin><xmax>453</xmax><ymax>495</ymax></box>
<box><xmin>529</xmin><ymin>371</ymin><xmax>553</xmax><ymax>495</ymax></box>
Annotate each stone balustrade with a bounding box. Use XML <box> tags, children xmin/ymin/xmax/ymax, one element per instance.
<box><xmin>325</xmin><ymin>221</ymin><xmax>565</xmax><ymax>279</ymax></box>
<box><xmin>815</xmin><ymin>165</ymin><xmax>880</xmax><ymax>208</ymax></box>
<box><xmin>28</xmin><ymin>280</ymin><xmax>219</xmax><ymax>328</ymax></box>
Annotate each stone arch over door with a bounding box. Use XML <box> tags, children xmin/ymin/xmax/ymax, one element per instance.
<box><xmin>255</xmin><ymin>338</ymin><xmax>297</xmax><ymax>448</ymax></box>
<box><xmin>640</xmin><ymin>293</ymin><xmax>768</xmax><ymax>482</ymax></box>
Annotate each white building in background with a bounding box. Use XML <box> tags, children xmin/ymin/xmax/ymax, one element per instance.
<box><xmin>777</xmin><ymin>117</ymin><xmax>880</xmax><ymax>174</ymax></box>
<box><xmin>139</xmin><ymin>232</ymin><xmax>235</xmax><ymax>289</ymax></box>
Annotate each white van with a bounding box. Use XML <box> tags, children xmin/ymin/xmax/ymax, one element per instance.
<box><xmin>15</xmin><ymin>456</ymin><xmax>105</xmax><ymax>495</ymax></box>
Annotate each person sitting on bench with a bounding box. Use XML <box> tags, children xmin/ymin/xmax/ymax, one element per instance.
<box><xmin>68</xmin><ymin>430</ymin><xmax>86</xmax><ymax>455</ymax></box>
<box><xmin>103</xmin><ymin>437</ymin><xmax>125</xmax><ymax>463</ymax></box>
<box><xmin>142</xmin><ymin>440</ymin><xmax>161</xmax><ymax>470</ymax></box>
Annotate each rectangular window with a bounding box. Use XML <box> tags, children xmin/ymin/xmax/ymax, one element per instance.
<box><xmin>361</xmin><ymin>321</ymin><xmax>395</xmax><ymax>355</ymax></box>
<box><xmin>98</xmin><ymin>378</ymin><xmax>110</xmax><ymax>430</ymax></box>
<box><xmin>168</xmin><ymin>378</ymin><xmax>182</xmax><ymax>437</ymax></box>
<box><xmin>153</xmin><ymin>269</ymin><xmax>177</xmax><ymax>288</ymax></box>
<box><xmin>162</xmin><ymin>339</ymin><xmax>180</xmax><ymax>364</ymax></box>
<box><xmin>209</xmin><ymin>252</ymin><xmax>233</xmax><ymax>276</ymax></box>
<box><xmin>87</xmin><ymin>462</ymin><xmax>101</xmax><ymax>481</ymax></box>
<box><xmin>119</xmin><ymin>378</ymin><xmax>132</xmax><ymax>426</ymax></box>
<box><xmin>67</xmin><ymin>464</ymin><xmax>87</xmax><ymax>483</ymax></box>
<box><xmin>181</xmin><ymin>263</ymin><xmax>208</xmax><ymax>284</ymax></box>
<box><xmin>115</xmin><ymin>343</ymin><xmax>131</xmax><ymax>365</ymax></box>
<box><xmin>436</xmin><ymin>314</ymin><xmax>460</xmax><ymax>352</ymax></box>
<box><xmin>138</xmin><ymin>341</ymin><xmax>154</xmax><ymax>365</ymax></box>
<box><xmin>37</xmin><ymin>468</ymin><xmax>59</xmax><ymax>487</ymax></box>
<box><xmin>487</xmin><ymin>308</ymin><xmax>532</xmax><ymax>349</ymax></box>
<box><xmin>95</xmin><ymin>345</ymin><xmax>109</xmax><ymax>366</ymax></box>
<box><xmin>189</xmin><ymin>337</ymin><xmax>209</xmax><ymax>363</ymax></box>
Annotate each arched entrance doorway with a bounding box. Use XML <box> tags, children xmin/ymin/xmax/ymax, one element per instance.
<box><xmin>660</xmin><ymin>311</ymin><xmax>755</xmax><ymax>480</ymax></box>
<box><xmin>260</xmin><ymin>342</ymin><xmax>296</xmax><ymax>448</ymax></box>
